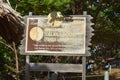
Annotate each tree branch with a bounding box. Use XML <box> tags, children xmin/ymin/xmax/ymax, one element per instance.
<box><xmin>0</xmin><ymin>41</ymin><xmax>14</xmax><ymax>51</ymax></box>
<box><xmin>4</xmin><ymin>64</ymin><xmax>16</xmax><ymax>73</ymax></box>
<box><xmin>93</xmin><ymin>0</ymin><xmax>103</xmax><ymax>23</ymax></box>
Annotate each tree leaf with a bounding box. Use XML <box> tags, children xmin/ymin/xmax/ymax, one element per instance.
<box><xmin>43</xmin><ymin>0</ymin><xmax>54</xmax><ymax>5</ymax></box>
<box><xmin>54</xmin><ymin>1</ymin><xmax>63</xmax><ymax>6</ymax></box>
<box><xmin>91</xmin><ymin>6</ymin><xmax>97</xmax><ymax>11</ymax></box>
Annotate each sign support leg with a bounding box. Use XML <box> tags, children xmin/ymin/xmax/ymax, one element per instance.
<box><xmin>82</xmin><ymin>56</ymin><xmax>86</xmax><ymax>80</ymax></box>
<box><xmin>25</xmin><ymin>55</ymin><xmax>30</xmax><ymax>80</ymax></box>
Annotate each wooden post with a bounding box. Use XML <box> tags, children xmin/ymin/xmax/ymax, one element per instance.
<box><xmin>82</xmin><ymin>56</ymin><xmax>86</xmax><ymax>80</ymax></box>
<box><xmin>104</xmin><ymin>71</ymin><xmax>109</xmax><ymax>80</ymax></box>
<box><xmin>25</xmin><ymin>12</ymin><xmax>32</xmax><ymax>80</ymax></box>
<box><xmin>82</xmin><ymin>11</ymin><xmax>87</xmax><ymax>80</ymax></box>
<box><xmin>25</xmin><ymin>55</ymin><xmax>30</xmax><ymax>80</ymax></box>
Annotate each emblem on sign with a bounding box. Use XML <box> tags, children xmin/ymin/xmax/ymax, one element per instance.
<box><xmin>29</xmin><ymin>27</ymin><xmax>43</xmax><ymax>41</ymax></box>
<box><xmin>47</xmin><ymin>12</ymin><xmax>64</xmax><ymax>27</ymax></box>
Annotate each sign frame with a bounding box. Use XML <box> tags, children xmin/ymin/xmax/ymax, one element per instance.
<box><xmin>19</xmin><ymin>15</ymin><xmax>92</xmax><ymax>56</ymax></box>
<box><xmin>23</xmin><ymin>15</ymin><xmax>88</xmax><ymax>56</ymax></box>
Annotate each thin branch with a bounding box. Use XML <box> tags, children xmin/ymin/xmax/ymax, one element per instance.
<box><xmin>93</xmin><ymin>0</ymin><xmax>103</xmax><ymax>23</ymax></box>
<box><xmin>87</xmin><ymin>0</ymin><xmax>94</xmax><ymax>13</ymax></box>
<box><xmin>4</xmin><ymin>64</ymin><xmax>16</xmax><ymax>73</ymax></box>
<box><xmin>4</xmin><ymin>64</ymin><xmax>24</xmax><ymax>73</ymax></box>
<box><xmin>13</xmin><ymin>42</ymin><xmax>20</xmax><ymax>80</ymax></box>
<box><xmin>0</xmin><ymin>41</ymin><xmax>14</xmax><ymax>51</ymax></box>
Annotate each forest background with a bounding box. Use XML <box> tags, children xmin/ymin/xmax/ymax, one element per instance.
<box><xmin>0</xmin><ymin>0</ymin><xmax>120</xmax><ymax>80</ymax></box>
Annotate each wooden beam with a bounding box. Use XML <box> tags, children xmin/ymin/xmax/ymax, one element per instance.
<box><xmin>29</xmin><ymin>63</ymin><xmax>83</xmax><ymax>73</ymax></box>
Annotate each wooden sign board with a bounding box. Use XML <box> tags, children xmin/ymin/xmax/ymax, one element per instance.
<box><xmin>22</xmin><ymin>12</ymin><xmax>94</xmax><ymax>80</ymax></box>
<box><xmin>25</xmin><ymin>15</ymin><xmax>87</xmax><ymax>55</ymax></box>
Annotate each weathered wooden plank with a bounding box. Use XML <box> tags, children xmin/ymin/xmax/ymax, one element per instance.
<box><xmin>29</xmin><ymin>63</ymin><xmax>83</xmax><ymax>73</ymax></box>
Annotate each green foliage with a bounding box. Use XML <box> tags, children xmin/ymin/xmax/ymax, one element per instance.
<box><xmin>43</xmin><ymin>0</ymin><xmax>72</xmax><ymax>6</ymax></box>
<box><xmin>10</xmin><ymin>0</ymin><xmax>73</xmax><ymax>15</ymax></box>
<box><xmin>0</xmin><ymin>38</ymin><xmax>15</xmax><ymax>79</ymax></box>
